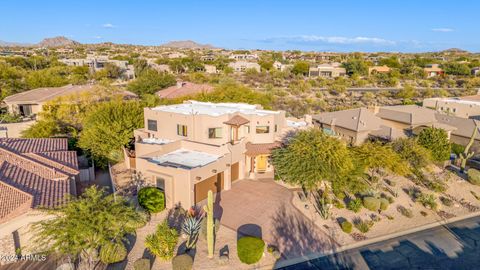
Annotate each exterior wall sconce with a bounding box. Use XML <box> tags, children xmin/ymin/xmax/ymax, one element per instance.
<box><xmin>196</xmin><ymin>176</ymin><xmax>201</xmax><ymax>181</ymax></box>
<box><xmin>226</xmin><ymin>163</ymin><xmax>231</xmax><ymax>167</ymax></box>
<box><xmin>212</xmin><ymin>169</ymin><xmax>217</xmax><ymax>173</ymax></box>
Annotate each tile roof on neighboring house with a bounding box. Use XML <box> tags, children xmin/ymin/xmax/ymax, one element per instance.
<box><xmin>156</xmin><ymin>82</ymin><xmax>214</xmax><ymax>99</ymax></box>
<box><xmin>313</xmin><ymin>108</ymin><xmax>382</xmax><ymax>132</ymax></box>
<box><xmin>223</xmin><ymin>115</ymin><xmax>250</xmax><ymax>126</ymax></box>
<box><xmin>0</xmin><ymin>138</ymin><xmax>78</xmax><ymax>224</ymax></box>
<box><xmin>376</xmin><ymin>105</ymin><xmax>437</xmax><ymax>125</ymax></box>
<box><xmin>245</xmin><ymin>142</ymin><xmax>282</xmax><ymax>156</ymax></box>
<box><xmin>2</xmin><ymin>84</ymin><xmax>95</xmax><ymax>104</ymax></box>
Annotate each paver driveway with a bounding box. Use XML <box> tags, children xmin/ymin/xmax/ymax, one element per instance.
<box><xmin>213</xmin><ymin>179</ymin><xmax>338</xmax><ymax>259</ymax></box>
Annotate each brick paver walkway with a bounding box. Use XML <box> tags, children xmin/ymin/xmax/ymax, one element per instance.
<box><xmin>214</xmin><ymin>179</ymin><xmax>338</xmax><ymax>260</ymax></box>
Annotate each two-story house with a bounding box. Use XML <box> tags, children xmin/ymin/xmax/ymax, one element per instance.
<box><xmin>133</xmin><ymin>101</ymin><xmax>308</xmax><ymax>208</ymax></box>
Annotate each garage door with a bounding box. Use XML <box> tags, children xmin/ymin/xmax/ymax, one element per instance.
<box><xmin>195</xmin><ymin>172</ymin><xmax>224</xmax><ymax>204</ymax></box>
<box><xmin>231</xmin><ymin>162</ymin><xmax>239</xmax><ymax>182</ymax></box>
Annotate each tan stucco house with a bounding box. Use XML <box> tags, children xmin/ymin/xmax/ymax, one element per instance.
<box><xmin>133</xmin><ymin>101</ymin><xmax>309</xmax><ymax>208</ymax></box>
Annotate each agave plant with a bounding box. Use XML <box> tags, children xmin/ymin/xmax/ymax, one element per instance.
<box><xmin>182</xmin><ymin>216</ymin><xmax>202</xmax><ymax>249</ymax></box>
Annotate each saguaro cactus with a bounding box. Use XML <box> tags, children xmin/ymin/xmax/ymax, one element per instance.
<box><xmin>460</xmin><ymin>125</ymin><xmax>478</xmax><ymax>172</ymax></box>
<box><xmin>203</xmin><ymin>190</ymin><xmax>214</xmax><ymax>258</ymax></box>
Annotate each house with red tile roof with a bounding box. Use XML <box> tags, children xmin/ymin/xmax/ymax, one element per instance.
<box><xmin>0</xmin><ymin>138</ymin><xmax>79</xmax><ymax>259</ymax></box>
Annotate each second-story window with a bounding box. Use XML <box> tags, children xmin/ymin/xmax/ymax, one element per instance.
<box><xmin>256</xmin><ymin>126</ymin><xmax>270</xmax><ymax>134</ymax></box>
<box><xmin>274</xmin><ymin>125</ymin><xmax>278</xmax><ymax>132</ymax></box>
<box><xmin>177</xmin><ymin>124</ymin><xmax>187</xmax><ymax>137</ymax></box>
<box><xmin>147</xmin><ymin>119</ymin><xmax>157</xmax><ymax>131</ymax></box>
<box><xmin>208</xmin><ymin>127</ymin><xmax>222</xmax><ymax>139</ymax></box>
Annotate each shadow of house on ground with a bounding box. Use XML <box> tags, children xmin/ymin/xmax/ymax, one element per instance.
<box><xmin>279</xmin><ymin>221</ymin><xmax>480</xmax><ymax>270</ymax></box>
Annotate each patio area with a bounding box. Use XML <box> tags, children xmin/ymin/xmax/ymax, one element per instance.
<box><xmin>213</xmin><ymin>179</ymin><xmax>338</xmax><ymax>260</ymax></box>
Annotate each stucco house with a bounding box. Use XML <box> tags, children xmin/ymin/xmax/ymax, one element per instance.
<box><xmin>132</xmin><ymin>101</ymin><xmax>309</xmax><ymax>208</ymax></box>
<box><xmin>424</xmin><ymin>64</ymin><xmax>444</xmax><ymax>77</ymax></box>
<box><xmin>309</xmin><ymin>63</ymin><xmax>346</xmax><ymax>78</ymax></box>
<box><xmin>368</xmin><ymin>65</ymin><xmax>391</xmax><ymax>75</ymax></box>
<box><xmin>228</xmin><ymin>61</ymin><xmax>261</xmax><ymax>72</ymax></box>
<box><xmin>423</xmin><ymin>93</ymin><xmax>480</xmax><ymax>119</ymax></box>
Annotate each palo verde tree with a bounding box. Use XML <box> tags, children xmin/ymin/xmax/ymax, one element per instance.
<box><xmin>32</xmin><ymin>186</ymin><xmax>147</xmax><ymax>270</ymax></box>
<box><xmin>417</xmin><ymin>127</ymin><xmax>451</xmax><ymax>162</ymax></box>
<box><xmin>391</xmin><ymin>138</ymin><xmax>432</xmax><ymax>171</ymax></box>
<box><xmin>353</xmin><ymin>141</ymin><xmax>410</xmax><ymax>182</ymax></box>
<box><xmin>78</xmin><ymin>99</ymin><xmax>144</xmax><ymax>166</ymax></box>
<box><xmin>271</xmin><ymin>128</ymin><xmax>354</xmax><ymax>192</ymax></box>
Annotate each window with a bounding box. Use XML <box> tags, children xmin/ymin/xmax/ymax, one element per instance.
<box><xmin>256</xmin><ymin>126</ymin><xmax>270</xmax><ymax>134</ymax></box>
<box><xmin>156</xmin><ymin>177</ymin><xmax>165</xmax><ymax>191</ymax></box>
<box><xmin>245</xmin><ymin>125</ymin><xmax>250</xmax><ymax>133</ymax></box>
<box><xmin>177</xmin><ymin>124</ymin><xmax>188</xmax><ymax>136</ymax></box>
<box><xmin>208</xmin><ymin>127</ymin><xmax>223</xmax><ymax>139</ymax></box>
<box><xmin>274</xmin><ymin>125</ymin><xmax>278</xmax><ymax>132</ymax></box>
<box><xmin>147</xmin><ymin>119</ymin><xmax>157</xmax><ymax>131</ymax></box>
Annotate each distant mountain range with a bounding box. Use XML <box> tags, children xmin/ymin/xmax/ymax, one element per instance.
<box><xmin>0</xmin><ymin>36</ymin><xmax>79</xmax><ymax>48</ymax></box>
<box><xmin>159</xmin><ymin>40</ymin><xmax>216</xmax><ymax>49</ymax></box>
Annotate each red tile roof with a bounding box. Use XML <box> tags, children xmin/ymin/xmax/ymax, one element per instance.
<box><xmin>0</xmin><ymin>138</ymin><xmax>78</xmax><ymax>224</ymax></box>
<box><xmin>156</xmin><ymin>82</ymin><xmax>214</xmax><ymax>99</ymax></box>
<box><xmin>223</xmin><ymin>115</ymin><xmax>250</xmax><ymax>126</ymax></box>
<box><xmin>245</xmin><ymin>142</ymin><xmax>282</xmax><ymax>156</ymax></box>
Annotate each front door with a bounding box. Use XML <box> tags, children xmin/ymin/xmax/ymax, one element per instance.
<box><xmin>256</xmin><ymin>155</ymin><xmax>268</xmax><ymax>172</ymax></box>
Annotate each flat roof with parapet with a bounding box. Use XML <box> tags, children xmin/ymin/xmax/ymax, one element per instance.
<box><xmin>151</xmin><ymin>101</ymin><xmax>280</xmax><ymax>117</ymax></box>
<box><xmin>149</xmin><ymin>148</ymin><xmax>221</xmax><ymax>169</ymax></box>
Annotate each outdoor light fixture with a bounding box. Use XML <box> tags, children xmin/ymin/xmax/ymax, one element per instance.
<box><xmin>196</xmin><ymin>176</ymin><xmax>201</xmax><ymax>181</ymax></box>
<box><xmin>212</xmin><ymin>169</ymin><xmax>217</xmax><ymax>173</ymax></box>
<box><xmin>226</xmin><ymin>163</ymin><xmax>231</xmax><ymax>167</ymax></box>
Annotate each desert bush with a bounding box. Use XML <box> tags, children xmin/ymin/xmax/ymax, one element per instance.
<box><xmin>468</xmin><ymin>169</ymin><xmax>480</xmax><ymax>185</ymax></box>
<box><xmin>426</xmin><ymin>179</ymin><xmax>447</xmax><ymax>193</ymax></box>
<box><xmin>138</xmin><ymin>187</ymin><xmax>165</xmax><ymax>213</ymax></box>
<box><xmin>420</xmin><ymin>211</ymin><xmax>428</xmax><ymax>216</ymax></box>
<box><xmin>418</xmin><ymin>193</ymin><xmax>438</xmax><ymax>210</ymax></box>
<box><xmin>440</xmin><ymin>196</ymin><xmax>453</xmax><ymax>207</ymax></box>
<box><xmin>353</xmin><ymin>218</ymin><xmax>372</xmax><ymax>233</ymax></box>
<box><xmin>333</xmin><ymin>199</ymin><xmax>345</xmax><ymax>209</ymax></box>
<box><xmin>172</xmin><ymin>254</ymin><xmax>193</xmax><ymax>270</ymax></box>
<box><xmin>385</xmin><ymin>179</ymin><xmax>396</xmax><ymax>187</ymax></box>
<box><xmin>133</xmin><ymin>258</ymin><xmax>150</xmax><ymax>270</ymax></box>
<box><xmin>407</xmin><ymin>186</ymin><xmax>422</xmax><ymax>201</ymax></box>
<box><xmin>145</xmin><ymin>221</ymin><xmax>178</xmax><ymax>260</ymax></box>
<box><xmin>237</xmin><ymin>236</ymin><xmax>265</xmax><ymax>265</ymax></box>
<box><xmin>341</xmin><ymin>221</ymin><xmax>353</xmax><ymax>233</ymax></box>
<box><xmin>363</xmin><ymin>197</ymin><xmax>381</xmax><ymax>212</ymax></box>
<box><xmin>99</xmin><ymin>241</ymin><xmax>127</xmax><ymax>264</ymax></box>
<box><xmin>397</xmin><ymin>205</ymin><xmax>413</xmax><ymax>218</ymax></box>
<box><xmin>347</xmin><ymin>198</ymin><xmax>363</xmax><ymax>213</ymax></box>
<box><xmin>379</xmin><ymin>198</ymin><xmax>389</xmax><ymax>211</ymax></box>
<box><xmin>471</xmin><ymin>191</ymin><xmax>480</xmax><ymax>201</ymax></box>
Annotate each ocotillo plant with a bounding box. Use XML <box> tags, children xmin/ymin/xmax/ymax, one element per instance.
<box><xmin>203</xmin><ymin>190</ymin><xmax>214</xmax><ymax>258</ymax></box>
<box><xmin>460</xmin><ymin>125</ymin><xmax>478</xmax><ymax>172</ymax></box>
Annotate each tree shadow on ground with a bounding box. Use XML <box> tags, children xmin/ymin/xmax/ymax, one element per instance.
<box><xmin>270</xmin><ymin>202</ymin><xmax>339</xmax><ymax>266</ymax></box>
<box><xmin>105</xmin><ymin>233</ymin><xmax>137</xmax><ymax>270</ymax></box>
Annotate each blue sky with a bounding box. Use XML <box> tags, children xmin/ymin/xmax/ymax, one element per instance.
<box><xmin>1</xmin><ymin>0</ymin><xmax>479</xmax><ymax>52</ymax></box>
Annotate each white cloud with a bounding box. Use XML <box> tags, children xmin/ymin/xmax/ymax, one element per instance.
<box><xmin>262</xmin><ymin>35</ymin><xmax>396</xmax><ymax>46</ymax></box>
<box><xmin>432</xmin><ymin>28</ymin><xmax>453</xmax><ymax>32</ymax></box>
<box><xmin>94</xmin><ymin>36</ymin><xmax>103</xmax><ymax>39</ymax></box>
<box><xmin>102</xmin><ymin>23</ymin><xmax>115</xmax><ymax>28</ymax></box>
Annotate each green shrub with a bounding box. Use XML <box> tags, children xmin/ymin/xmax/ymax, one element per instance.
<box><xmin>468</xmin><ymin>169</ymin><xmax>480</xmax><ymax>186</ymax></box>
<box><xmin>333</xmin><ymin>199</ymin><xmax>345</xmax><ymax>209</ymax></box>
<box><xmin>172</xmin><ymin>254</ymin><xmax>193</xmax><ymax>270</ymax></box>
<box><xmin>379</xmin><ymin>198</ymin><xmax>389</xmax><ymax>211</ymax></box>
<box><xmin>363</xmin><ymin>197</ymin><xmax>381</xmax><ymax>212</ymax></box>
<box><xmin>138</xmin><ymin>187</ymin><xmax>165</xmax><ymax>213</ymax></box>
<box><xmin>99</xmin><ymin>241</ymin><xmax>127</xmax><ymax>264</ymax></box>
<box><xmin>353</xmin><ymin>218</ymin><xmax>371</xmax><ymax>233</ymax></box>
<box><xmin>133</xmin><ymin>258</ymin><xmax>150</xmax><ymax>270</ymax></box>
<box><xmin>451</xmin><ymin>143</ymin><xmax>465</xmax><ymax>156</ymax></box>
<box><xmin>418</xmin><ymin>193</ymin><xmax>438</xmax><ymax>210</ymax></box>
<box><xmin>237</xmin><ymin>236</ymin><xmax>265</xmax><ymax>265</ymax></box>
<box><xmin>341</xmin><ymin>221</ymin><xmax>352</xmax><ymax>233</ymax></box>
<box><xmin>397</xmin><ymin>206</ymin><xmax>413</xmax><ymax>218</ymax></box>
<box><xmin>440</xmin><ymin>196</ymin><xmax>453</xmax><ymax>207</ymax></box>
<box><xmin>347</xmin><ymin>198</ymin><xmax>363</xmax><ymax>213</ymax></box>
<box><xmin>145</xmin><ymin>221</ymin><xmax>178</xmax><ymax>260</ymax></box>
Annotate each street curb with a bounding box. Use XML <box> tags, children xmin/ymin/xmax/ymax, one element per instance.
<box><xmin>274</xmin><ymin>210</ymin><xmax>480</xmax><ymax>269</ymax></box>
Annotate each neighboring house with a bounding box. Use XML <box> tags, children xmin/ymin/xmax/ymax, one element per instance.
<box><xmin>228</xmin><ymin>61</ymin><xmax>261</xmax><ymax>72</ymax></box>
<box><xmin>229</xmin><ymin>53</ymin><xmax>258</xmax><ymax>61</ymax></box>
<box><xmin>368</xmin><ymin>65</ymin><xmax>391</xmax><ymax>75</ymax></box>
<box><xmin>423</xmin><ymin>94</ymin><xmax>480</xmax><ymax>119</ymax></box>
<box><xmin>472</xmin><ymin>67</ymin><xmax>480</xmax><ymax>76</ymax></box>
<box><xmin>133</xmin><ymin>101</ymin><xmax>309</xmax><ymax>208</ymax></box>
<box><xmin>0</xmin><ymin>138</ymin><xmax>79</xmax><ymax>258</ymax></box>
<box><xmin>424</xmin><ymin>64</ymin><xmax>444</xmax><ymax>77</ymax></box>
<box><xmin>2</xmin><ymin>84</ymin><xmax>137</xmax><ymax>117</ymax></box>
<box><xmin>60</xmin><ymin>55</ymin><xmax>135</xmax><ymax>80</ymax></box>
<box><xmin>309</xmin><ymin>63</ymin><xmax>346</xmax><ymax>78</ymax></box>
<box><xmin>313</xmin><ymin>108</ymin><xmax>404</xmax><ymax>145</ymax></box>
<box><xmin>204</xmin><ymin>64</ymin><xmax>217</xmax><ymax>74</ymax></box>
<box><xmin>156</xmin><ymin>82</ymin><xmax>214</xmax><ymax>99</ymax></box>
<box><xmin>273</xmin><ymin>61</ymin><xmax>291</xmax><ymax>72</ymax></box>
<box><xmin>435</xmin><ymin>114</ymin><xmax>480</xmax><ymax>152</ymax></box>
